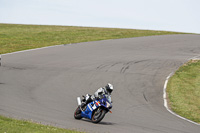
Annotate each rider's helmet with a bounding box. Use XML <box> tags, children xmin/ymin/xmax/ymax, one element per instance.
<box><xmin>105</xmin><ymin>83</ymin><xmax>113</xmax><ymax>94</ymax></box>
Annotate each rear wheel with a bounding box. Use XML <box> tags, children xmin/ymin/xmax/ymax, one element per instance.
<box><xmin>91</xmin><ymin>108</ymin><xmax>106</xmax><ymax>123</ymax></box>
<box><xmin>74</xmin><ymin>106</ymin><xmax>82</xmax><ymax>119</ymax></box>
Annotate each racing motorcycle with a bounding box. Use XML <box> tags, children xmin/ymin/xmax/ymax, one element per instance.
<box><xmin>74</xmin><ymin>94</ymin><xmax>112</xmax><ymax>123</ymax></box>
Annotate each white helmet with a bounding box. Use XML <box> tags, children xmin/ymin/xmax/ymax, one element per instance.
<box><xmin>105</xmin><ymin>83</ymin><xmax>113</xmax><ymax>94</ymax></box>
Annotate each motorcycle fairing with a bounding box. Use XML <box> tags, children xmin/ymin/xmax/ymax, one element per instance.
<box><xmin>81</xmin><ymin>100</ymin><xmax>100</xmax><ymax>119</ymax></box>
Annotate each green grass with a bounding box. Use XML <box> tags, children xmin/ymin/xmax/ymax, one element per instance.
<box><xmin>0</xmin><ymin>23</ymin><xmax>184</xmax><ymax>54</ymax></box>
<box><xmin>167</xmin><ymin>60</ymin><xmax>200</xmax><ymax>123</ymax></box>
<box><xmin>0</xmin><ymin>115</ymin><xmax>82</xmax><ymax>133</ymax></box>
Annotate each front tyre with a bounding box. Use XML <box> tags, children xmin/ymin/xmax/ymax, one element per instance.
<box><xmin>74</xmin><ymin>106</ymin><xmax>82</xmax><ymax>119</ymax></box>
<box><xmin>92</xmin><ymin>108</ymin><xmax>106</xmax><ymax>123</ymax></box>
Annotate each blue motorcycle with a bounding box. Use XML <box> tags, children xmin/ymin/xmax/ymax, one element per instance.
<box><xmin>74</xmin><ymin>94</ymin><xmax>112</xmax><ymax>123</ymax></box>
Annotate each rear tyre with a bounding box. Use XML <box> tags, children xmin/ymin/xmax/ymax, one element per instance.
<box><xmin>74</xmin><ymin>106</ymin><xmax>82</xmax><ymax>119</ymax></box>
<box><xmin>91</xmin><ymin>108</ymin><xmax>106</xmax><ymax>123</ymax></box>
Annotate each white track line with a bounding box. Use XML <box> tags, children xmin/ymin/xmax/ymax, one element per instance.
<box><xmin>1</xmin><ymin>44</ymin><xmax>65</xmax><ymax>56</ymax></box>
<box><xmin>163</xmin><ymin>72</ymin><xmax>200</xmax><ymax>126</ymax></box>
<box><xmin>0</xmin><ymin>45</ymin><xmax>67</xmax><ymax>66</ymax></box>
<box><xmin>189</xmin><ymin>55</ymin><xmax>200</xmax><ymax>60</ymax></box>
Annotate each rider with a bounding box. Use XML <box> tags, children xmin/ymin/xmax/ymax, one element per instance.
<box><xmin>81</xmin><ymin>83</ymin><xmax>113</xmax><ymax>109</ymax></box>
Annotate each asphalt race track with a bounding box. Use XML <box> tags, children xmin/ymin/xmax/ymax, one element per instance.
<box><xmin>0</xmin><ymin>34</ymin><xmax>200</xmax><ymax>133</ymax></box>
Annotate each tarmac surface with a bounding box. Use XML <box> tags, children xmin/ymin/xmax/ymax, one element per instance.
<box><xmin>0</xmin><ymin>34</ymin><xmax>200</xmax><ymax>133</ymax></box>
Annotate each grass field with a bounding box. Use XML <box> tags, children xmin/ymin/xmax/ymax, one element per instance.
<box><xmin>0</xmin><ymin>23</ymin><xmax>184</xmax><ymax>54</ymax></box>
<box><xmin>0</xmin><ymin>115</ymin><xmax>82</xmax><ymax>133</ymax></box>
<box><xmin>167</xmin><ymin>60</ymin><xmax>200</xmax><ymax>123</ymax></box>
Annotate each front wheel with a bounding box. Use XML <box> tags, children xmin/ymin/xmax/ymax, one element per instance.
<box><xmin>74</xmin><ymin>106</ymin><xmax>82</xmax><ymax>119</ymax></box>
<box><xmin>91</xmin><ymin>108</ymin><xmax>106</xmax><ymax>123</ymax></box>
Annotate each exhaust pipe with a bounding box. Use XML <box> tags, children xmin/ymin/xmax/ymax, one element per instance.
<box><xmin>77</xmin><ymin>97</ymin><xmax>81</xmax><ymax>106</ymax></box>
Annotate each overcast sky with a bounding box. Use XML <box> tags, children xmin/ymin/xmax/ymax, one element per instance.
<box><xmin>0</xmin><ymin>0</ymin><xmax>199</xmax><ymax>33</ymax></box>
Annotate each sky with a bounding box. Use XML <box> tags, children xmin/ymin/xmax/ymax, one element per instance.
<box><xmin>0</xmin><ymin>0</ymin><xmax>200</xmax><ymax>33</ymax></box>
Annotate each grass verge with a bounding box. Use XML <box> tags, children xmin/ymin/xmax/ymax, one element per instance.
<box><xmin>167</xmin><ymin>60</ymin><xmax>200</xmax><ymax>123</ymax></box>
<box><xmin>0</xmin><ymin>23</ymin><xmax>184</xmax><ymax>54</ymax></box>
<box><xmin>0</xmin><ymin>115</ymin><xmax>81</xmax><ymax>133</ymax></box>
